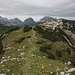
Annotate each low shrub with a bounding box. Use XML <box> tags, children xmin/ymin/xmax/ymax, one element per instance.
<box><xmin>36</xmin><ymin>41</ymin><xmax>42</xmax><ymax>44</ymax></box>
<box><xmin>7</xmin><ymin>26</ymin><xmax>19</xmax><ymax>33</ymax></box>
<box><xmin>47</xmin><ymin>52</ymin><xmax>55</xmax><ymax>59</ymax></box>
<box><xmin>33</xmin><ymin>25</ymin><xmax>44</xmax><ymax>34</ymax></box>
<box><xmin>34</xmin><ymin>25</ymin><xmax>60</xmax><ymax>42</ymax></box>
<box><xmin>27</xmin><ymin>36</ymin><xmax>31</xmax><ymax>38</ymax></box>
<box><xmin>0</xmin><ymin>42</ymin><xmax>3</xmax><ymax>50</ymax></box>
<box><xmin>15</xmin><ymin>37</ymin><xmax>25</xmax><ymax>43</ymax></box>
<box><xmin>56</xmin><ymin>50</ymin><xmax>62</xmax><ymax>57</ymax></box>
<box><xmin>71</xmin><ymin>56</ymin><xmax>75</xmax><ymax>66</ymax></box>
<box><xmin>23</xmin><ymin>25</ymin><xmax>32</xmax><ymax>32</ymax></box>
<box><xmin>67</xmin><ymin>48</ymin><xmax>71</xmax><ymax>55</ymax></box>
<box><xmin>40</xmin><ymin>44</ymin><xmax>51</xmax><ymax>52</ymax></box>
<box><xmin>39</xmin><ymin>45</ymin><xmax>55</xmax><ymax>59</ymax></box>
<box><xmin>0</xmin><ymin>37</ymin><xmax>3</xmax><ymax>53</ymax></box>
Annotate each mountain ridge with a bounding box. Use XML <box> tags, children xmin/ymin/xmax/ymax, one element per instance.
<box><xmin>0</xmin><ymin>19</ymin><xmax>75</xmax><ymax>74</ymax></box>
<box><xmin>0</xmin><ymin>25</ymin><xmax>75</xmax><ymax>75</ymax></box>
<box><xmin>0</xmin><ymin>16</ymin><xmax>58</xmax><ymax>26</ymax></box>
<box><xmin>39</xmin><ymin>16</ymin><xmax>57</xmax><ymax>22</ymax></box>
<box><xmin>0</xmin><ymin>16</ymin><xmax>36</xmax><ymax>26</ymax></box>
<box><xmin>0</xmin><ymin>16</ymin><xmax>75</xmax><ymax>26</ymax></box>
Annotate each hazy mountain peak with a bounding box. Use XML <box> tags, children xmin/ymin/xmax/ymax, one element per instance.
<box><xmin>0</xmin><ymin>16</ymin><xmax>2</xmax><ymax>18</ymax></box>
<box><xmin>39</xmin><ymin>16</ymin><xmax>57</xmax><ymax>22</ymax></box>
<box><xmin>9</xmin><ymin>18</ymin><xmax>23</xmax><ymax>26</ymax></box>
<box><xmin>23</xmin><ymin>17</ymin><xmax>35</xmax><ymax>25</ymax></box>
<box><xmin>24</xmin><ymin>17</ymin><xmax>34</xmax><ymax>21</ymax></box>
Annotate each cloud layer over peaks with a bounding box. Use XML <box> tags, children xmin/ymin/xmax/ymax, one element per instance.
<box><xmin>0</xmin><ymin>0</ymin><xmax>75</xmax><ymax>21</ymax></box>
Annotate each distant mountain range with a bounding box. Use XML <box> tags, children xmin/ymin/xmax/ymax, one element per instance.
<box><xmin>9</xmin><ymin>18</ymin><xmax>23</xmax><ymax>26</ymax></box>
<box><xmin>39</xmin><ymin>16</ymin><xmax>57</xmax><ymax>22</ymax></box>
<box><xmin>0</xmin><ymin>16</ymin><xmax>56</xmax><ymax>26</ymax></box>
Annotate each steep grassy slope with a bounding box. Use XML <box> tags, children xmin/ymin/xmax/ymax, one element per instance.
<box><xmin>0</xmin><ymin>25</ymin><xmax>12</xmax><ymax>55</ymax></box>
<box><xmin>0</xmin><ymin>25</ymin><xmax>19</xmax><ymax>55</ymax></box>
<box><xmin>0</xmin><ymin>26</ymin><xmax>11</xmax><ymax>35</ymax></box>
<box><xmin>0</xmin><ymin>26</ymin><xmax>75</xmax><ymax>75</ymax></box>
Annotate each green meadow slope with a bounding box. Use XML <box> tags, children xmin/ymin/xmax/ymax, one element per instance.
<box><xmin>0</xmin><ymin>26</ymin><xmax>75</xmax><ymax>75</ymax></box>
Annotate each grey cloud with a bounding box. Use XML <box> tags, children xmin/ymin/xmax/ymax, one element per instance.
<box><xmin>0</xmin><ymin>0</ymin><xmax>75</xmax><ymax>21</ymax></box>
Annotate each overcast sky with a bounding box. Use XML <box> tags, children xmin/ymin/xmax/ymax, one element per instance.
<box><xmin>0</xmin><ymin>0</ymin><xmax>75</xmax><ymax>21</ymax></box>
